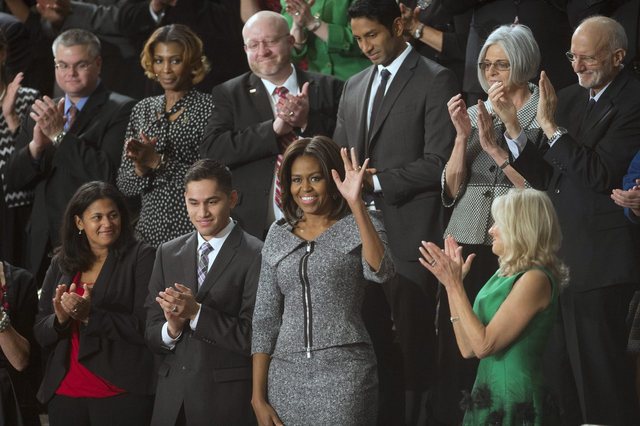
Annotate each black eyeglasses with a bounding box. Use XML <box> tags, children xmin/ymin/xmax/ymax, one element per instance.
<box><xmin>478</xmin><ymin>60</ymin><xmax>510</xmax><ymax>71</ymax></box>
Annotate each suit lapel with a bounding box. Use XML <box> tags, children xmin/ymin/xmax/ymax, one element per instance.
<box><xmin>367</xmin><ymin>50</ymin><xmax>418</xmax><ymax>154</ymax></box>
<box><xmin>178</xmin><ymin>233</ymin><xmax>199</xmax><ymax>294</ymax></box>
<box><xmin>358</xmin><ymin>67</ymin><xmax>377</xmax><ymax>161</ymax></box>
<box><xmin>196</xmin><ymin>226</ymin><xmax>242</xmax><ymax>301</ymax></box>
<box><xmin>70</xmin><ymin>84</ymin><xmax>109</xmax><ymax>134</ymax></box>
<box><xmin>578</xmin><ymin>70</ymin><xmax>630</xmax><ymax>147</ymax></box>
<box><xmin>248</xmin><ymin>73</ymin><xmax>276</xmax><ymax>121</ymax></box>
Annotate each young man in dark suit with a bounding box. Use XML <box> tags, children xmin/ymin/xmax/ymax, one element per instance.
<box><xmin>332</xmin><ymin>0</ymin><xmax>457</xmax><ymax>423</ymax></box>
<box><xmin>501</xmin><ymin>16</ymin><xmax>640</xmax><ymax>425</ymax></box>
<box><xmin>145</xmin><ymin>159</ymin><xmax>263</xmax><ymax>426</ymax></box>
<box><xmin>6</xmin><ymin>28</ymin><xmax>134</xmax><ymax>285</ymax></box>
<box><xmin>200</xmin><ymin>10</ymin><xmax>343</xmax><ymax>240</ymax></box>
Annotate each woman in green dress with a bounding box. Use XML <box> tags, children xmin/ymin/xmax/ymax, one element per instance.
<box><xmin>419</xmin><ymin>188</ymin><xmax>567</xmax><ymax>425</ymax></box>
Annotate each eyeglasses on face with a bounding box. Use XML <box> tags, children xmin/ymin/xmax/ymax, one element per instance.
<box><xmin>54</xmin><ymin>59</ymin><xmax>95</xmax><ymax>73</ymax></box>
<box><xmin>565</xmin><ymin>51</ymin><xmax>600</xmax><ymax>65</ymax></box>
<box><xmin>478</xmin><ymin>60</ymin><xmax>510</xmax><ymax>71</ymax></box>
<box><xmin>244</xmin><ymin>34</ymin><xmax>289</xmax><ymax>52</ymax></box>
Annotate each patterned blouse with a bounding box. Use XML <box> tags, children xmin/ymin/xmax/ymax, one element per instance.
<box><xmin>442</xmin><ymin>83</ymin><xmax>543</xmax><ymax>245</ymax></box>
<box><xmin>117</xmin><ymin>90</ymin><xmax>214</xmax><ymax>247</ymax></box>
<box><xmin>0</xmin><ymin>86</ymin><xmax>39</xmax><ymax>207</ymax></box>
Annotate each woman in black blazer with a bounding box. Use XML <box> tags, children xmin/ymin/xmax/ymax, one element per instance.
<box><xmin>34</xmin><ymin>182</ymin><xmax>156</xmax><ymax>426</ymax></box>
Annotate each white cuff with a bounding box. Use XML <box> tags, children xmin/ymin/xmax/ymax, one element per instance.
<box><xmin>161</xmin><ymin>322</ymin><xmax>181</xmax><ymax>350</ymax></box>
<box><xmin>372</xmin><ymin>174</ymin><xmax>382</xmax><ymax>193</ymax></box>
<box><xmin>189</xmin><ymin>304</ymin><xmax>202</xmax><ymax>330</ymax></box>
<box><xmin>504</xmin><ymin>129</ymin><xmax>527</xmax><ymax>160</ymax></box>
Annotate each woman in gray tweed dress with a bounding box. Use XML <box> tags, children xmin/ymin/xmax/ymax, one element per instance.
<box><xmin>251</xmin><ymin>136</ymin><xmax>394</xmax><ymax>426</ymax></box>
<box><xmin>433</xmin><ymin>24</ymin><xmax>546</xmax><ymax>422</ymax></box>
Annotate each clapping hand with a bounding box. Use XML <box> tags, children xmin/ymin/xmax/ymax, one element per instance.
<box><xmin>30</xmin><ymin>96</ymin><xmax>65</xmax><ymax>141</ymax></box>
<box><xmin>2</xmin><ymin>72</ymin><xmax>24</xmax><ymax>133</ymax></box>
<box><xmin>419</xmin><ymin>236</ymin><xmax>475</xmax><ymax>290</ymax></box>
<box><xmin>611</xmin><ymin>178</ymin><xmax>640</xmax><ymax>216</ymax></box>
<box><xmin>447</xmin><ymin>94</ymin><xmax>471</xmax><ymax>140</ymax></box>
<box><xmin>125</xmin><ymin>132</ymin><xmax>161</xmax><ymax>176</ymax></box>
<box><xmin>60</xmin><ymin>283</ymin><xmax>92</xmax><ymax>324</ymax></box>
<box><xmin>536</xmin><ymin>71</ymin><xmax>558</xmax><ymax>138</ymax></box>
<box><xmin>276</xmin><ymin>82</ymin><xmax>309</xmax><ymax>130</ymax></box>
<box><xmin>332</xmin><ymin>147</ymin><xmax>373</xmax><ymax>206</ymax></box>
<box><xmin>487</xmin><ymin>82</ymin><xmax>521</xmax><ymax>138</ymax></box>
<box><xmin>477</xmin><ymin>100</ymin><xmax>509</xmax><ymax>163</ymax></box>
<box><xmin>285</xmin><ymin>0</ymin><xmax>315</xmax><ymax>28</ymax></box>
<box><xmin>399</xmin><ymin>3</ymin><xmax>421</xmax><ymax>38</ymax></box>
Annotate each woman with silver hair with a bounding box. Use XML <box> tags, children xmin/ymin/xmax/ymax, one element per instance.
<box><xmin>433</xmin><ymin>24</ymin><xmax>545</xmax><ymax>422</ymax></box>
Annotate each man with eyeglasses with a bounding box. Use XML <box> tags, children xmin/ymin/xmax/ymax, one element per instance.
<box><xmin>502</xmin><ymin>16</ymin><xmax>640</xmax><ymax>425</ymax></box>
<box><xmin>200</xmin><ymin>10</ymin><xmax>342</xmax><ymax>241</ymax></box>
<box><xmin>6</xmin><ymin>28</ymin><xmax>134</xmax><ymax>285</ymax></box>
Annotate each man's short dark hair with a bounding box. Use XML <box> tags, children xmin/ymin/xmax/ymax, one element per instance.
<box><xmin>347</xmin><ymin>0</ymin><xmax>401</xmax><ymax>33</ymax></box>
<box><xmin>184</xmin><ymin>159</ymin><xmax>233</xmax><ymax>194</ymax></box>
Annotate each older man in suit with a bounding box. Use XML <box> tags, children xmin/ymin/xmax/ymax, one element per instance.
<box><xmin>500</xmin><ymin>16</ymin><xmax>640</xmax><ymax>425</ymax></box>
<box><xmin>145</xmin><ymin>159</ymin><xmax>263</xmax><ymax>426</ymax></box>
<box><xmin>200</xmin><ymin>10</ymin><xmax>343</xmax><ymax>240</ymax></box>
<box><xmin>332</xmin><ymin>0</ymin><xmax>457</xmax><ymax>423</ymax></box>
<box><xmin>6</xmin><ymin>28</ymin><xmax>134</xmax><ymax>284</ymax></box>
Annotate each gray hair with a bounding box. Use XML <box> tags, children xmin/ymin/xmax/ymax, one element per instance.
<box><xmin>477</xmin><ymin>24</ymin><xmax>540</xmax><ymax>92</ymax></box>
<box><xmin>578</xmin><ymin>15</ymin><xmax>628</xmax><ymax>52</ymax></box>
<box><xmin>52</xmin><ymin>29</ymin><xmax>101</xmax><ymax>59</ymax></box>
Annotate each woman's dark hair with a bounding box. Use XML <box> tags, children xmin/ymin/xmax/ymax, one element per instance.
<box><xmin>140</xmin><ymin>24</ymin><xmax>211</xmax><ymax>85</ymax></box>
<box><xmin>57</xmin><ymin>181</ymin><xmax>135</xmax><ymax>274</ymax></box>
<box><xmin>279</xmin><ymin>136</ymin><xmax>348</xmax><ymax>224</ymax></box>
<box><xmin>0</xmin><ymin>29</ymin><xmax>8</xmax><ymax>85</ymax></box>
<box><xmin>347</xmin><ymin>0</ymin><xmax>401</xmax><ymax>33</ymax></box>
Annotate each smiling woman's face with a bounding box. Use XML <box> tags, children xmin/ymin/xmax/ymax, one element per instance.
<box><xmin>75</xmin><ymin>198</ymin><xmax>122</xmax><ymax>253</ymax></box>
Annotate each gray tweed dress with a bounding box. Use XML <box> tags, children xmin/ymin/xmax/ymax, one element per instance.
<box><xmin>252</xmin><ymin>212</ymin><xmax>395</xmax><ymax>425</ymax></box>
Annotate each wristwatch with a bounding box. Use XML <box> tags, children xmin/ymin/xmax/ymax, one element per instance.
<box><xmin>413</xmin><ymin>24</ymin><xmax>425</xmax><ymax>40</ymax></box>
<box><xmin>548</xmin><ymin>126</ymin><xmax>568</xmax><ymax>145</ymax></box>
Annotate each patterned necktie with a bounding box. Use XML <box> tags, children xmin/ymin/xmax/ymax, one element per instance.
<box><xmin>65</xmin><ymin>103</ymin><xmax>77</xmax><ymax>131</ymax></box>
<box><xmin>273</xmin><ymin>86</ymin><xmax>297</xmax><ymax>211</ymax></box>
<box><xmin>369</xmin><ymin>68</ymin><xmax>391</xmax><ymax>135</ymax></box>
<box><xmin>197</xmin><ymin>242</ymin><xmax>213</xmax><ymax>288</ymax></box>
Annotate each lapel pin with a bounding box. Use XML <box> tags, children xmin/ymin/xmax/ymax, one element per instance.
<box><xmin>249</xmin><ymin>88</ymin><xmax>257</xmax><ymax>94</ymax></box>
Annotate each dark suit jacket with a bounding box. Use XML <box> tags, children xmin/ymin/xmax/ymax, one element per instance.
<box><xmin>512</xmin><ymin>69</ymin><xmax>640</xmax><ymax>291</ymax></box>
<box><xmin>333</xmin><ymin>48</ymin><xmax>456</xmax><ymax>280</ymax></box>
<box><xmin>33</xmin><ymin>240</ymin><xmax>156</xmax><ymax>403</ymax></box>
<box><xmin>6</xmin><ymin>83</ymin><xmax>135</xmax><ymax>276</ymax></box>
<box><xmin>200</xmin><ymin>68</ymin><xmax>343</xmax><ymax>239</ymax></box>
<box><xmin>145</xmin><ymin>226</ymin><xmax>263</xmax><ymax>426</ymax></box>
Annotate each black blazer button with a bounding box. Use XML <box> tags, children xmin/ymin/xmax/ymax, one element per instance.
<box><xmin>483</xmin><ymin>190</ymin><xmax>491</xmax><ymax>198</ymax></box>
<box><xmin>489</xmin><ymin>165</ymin><xmax>496</xmax><ymax>172</ymax></box>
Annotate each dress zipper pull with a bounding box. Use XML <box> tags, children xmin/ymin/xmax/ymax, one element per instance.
<box><xmin>306</xmin><ymin>347</ymin><xmax>311</xmax><ymax>358</ymax></box>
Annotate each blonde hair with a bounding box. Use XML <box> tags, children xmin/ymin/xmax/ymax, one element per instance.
<box><xmin>491</xmin><ymin>188</ymin><xmax>568</xmax><ymax>285</ymax></box>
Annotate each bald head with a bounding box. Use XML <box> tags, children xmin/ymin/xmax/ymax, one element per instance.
<box><xmin>242</xmin><ymin>10</ymin><xmax>294</xmax><ymax>84</ymax></box>
<box><xmin>569</xmin><ymin>15</ymin><xmax>627</xmax><ymax>93</ymax></box>
<box><xmin>575</xmin><ymin>16</ymin><xmax>627</xmax><ymax>54</ymax></box>
<box><xmin>243</xmin><ymin>11</ymin><xmax>289</xmax><ymax>41</ymax></box>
